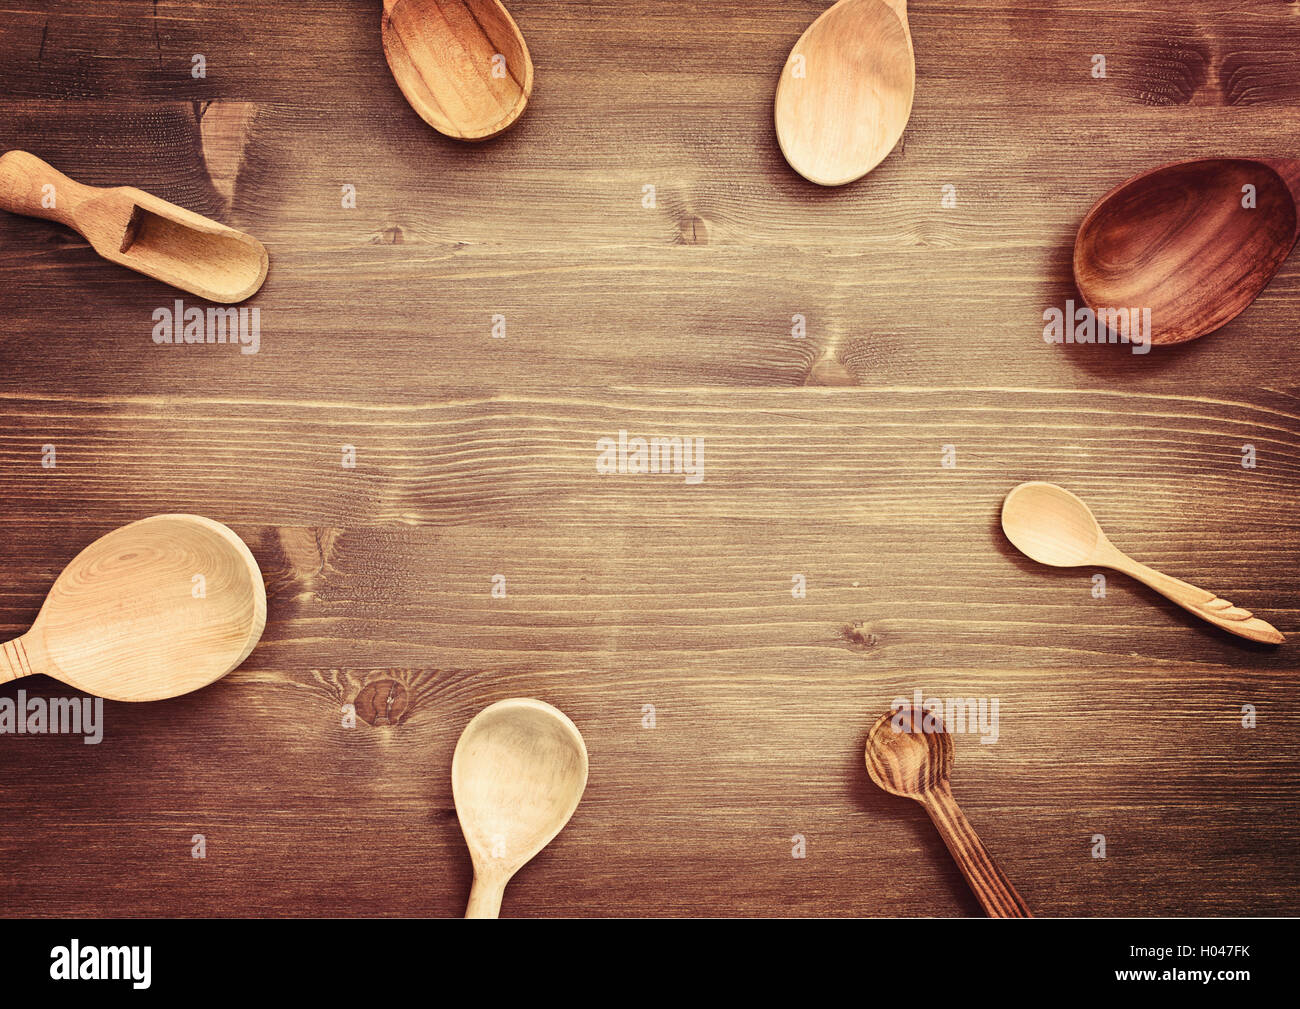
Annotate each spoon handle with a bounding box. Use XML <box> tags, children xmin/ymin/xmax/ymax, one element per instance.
<box><xmin>0</xmin><ymin>635</ymin><xmax>35</xmax><ymax>684</ymax></box>
<box><xmin>0</xmin><ymin>151</ymin><xmax>99</xmax><ymax>230</ymax></box>
<box><xmin>464</xmin><ymin>873</ymin><xmax>507</xmax><ymax>918</ymax></box>
<box><xmin>922</xmin><ymin>783</ymin><xmax>1031</xmax><ymax>918</ymax></box>
<box><xmin>1109</xmin><ymin>554</ymin><xmax>1284</xmax><ymax>644</ymax></box>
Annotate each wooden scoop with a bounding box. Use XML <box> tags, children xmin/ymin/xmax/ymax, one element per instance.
<box><xmin>381</xmin><ymin>0</ymin><xmax>534</xmax><ymax>140</ymax></box>
<box><xmin>775</xmin><ymin>0</ymin><xmax>916</xmax><ymax>186</ymax></box>
<box><xmin>452</xmin><ymin>698</ymin><xmax>587</xmax><ymax>918</ymax></box>
<box><xmin>1074</xmin><ymin>158</ymin><xmax>1300</xmax><ymax>345</ymax></box>
<box><xmin>866</xmin><ymin>704</ymin><xmax>1031</xmax><ymax>917</ymax></box>
<box><xmin>1002</xmin><ymin>481</ymin><xmax>1284</xmax><ymax>644</ymax></box>
<box><xmin>0</xmin><ymin>151</ymin><xmax>267</xmax><ymax>303</ymax></box>
<box><xmin>0</xmin><ymin>515</ymin><xmax>266</xmax><ymax>702</ymax></box>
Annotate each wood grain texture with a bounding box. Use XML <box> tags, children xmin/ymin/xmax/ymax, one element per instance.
<box><xmin>0</xmin><ymin>0</ymin><xmax>1298</xmax><ymax>917</ymax></box>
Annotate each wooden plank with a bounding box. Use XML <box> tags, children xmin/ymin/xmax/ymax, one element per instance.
<box><xmin>4</xmin><ymin>2</ymin><xmax>1300</xmax><ymax>108</ymax></box>
<box><xmin>3</xmin><ymin>101</ymin><xmax>1299</xmax><ymax>394</ymax></box>
<box><xmin>0</xmin><ymin>664</ymin><xmax>1294</xmax><ymax>915</ymax></box>
<box><xmin>0</xmin><ymin>240</ymin><xmax>1298</xmax><ymax>397</ymax></box>
<box><xmin>0</xmin><ymin>390</ymin><xmax>1295</xmax><ymax>669</ymax></box>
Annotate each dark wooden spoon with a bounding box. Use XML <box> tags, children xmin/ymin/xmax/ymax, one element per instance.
<box><xmin>1074</xmin><ymin>158</ymin><xmax>1300</xmax><ymax>345</ymax></box>
<box><xmin>865</xmin><ymin>704</ymin><xmax>1031</xmax><ymax>917</ymax></box>
<box><xmin>381</xmin><ymin>0</ymin><xmax>533</xmax><ymax>141</ymax></box>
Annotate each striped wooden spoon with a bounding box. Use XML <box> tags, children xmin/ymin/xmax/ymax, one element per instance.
<box><xmin>866</xmin><ymin>704</ymin><xmax>1031</xmax><ymax>917</ymax></box>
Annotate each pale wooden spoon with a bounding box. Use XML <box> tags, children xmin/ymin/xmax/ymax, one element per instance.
<box><xmin>0</xmin><ymin>515</ymin><xmax>266</xmax><ymax>702</ymax></box>
<box><xmin>1002</xmin><ymin>481</ymin><xmax>1284</xmax><ymax>644</ymax></box>
<box><xmin>381</xmin><ymin>0</ymin><xmax>534</xmax><ymax>141</ymax></box>
<box><xmin>452</xmin><ymin>698</ymin><xmax>588</xmax><ymax>918</ymax></box>
<box><xmin>866</xmin><ymin>704</ymin><xmax>1030</xmax><ymax>917</ymax></box>
<box><xmin>0</xmin><ymin>151</ymin><xmax>268</xmax><ymax>303</ymax></box>
<box><xmin>775</xmin><ymin>0</ymin><xmax>916</xmax><ymax>186</ymax></box>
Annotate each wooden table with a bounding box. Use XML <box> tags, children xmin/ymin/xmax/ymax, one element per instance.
<box><xmin>0</xmin><ymin>0</ymin><xmax>1297</xmax><ymax>917</ymax></box>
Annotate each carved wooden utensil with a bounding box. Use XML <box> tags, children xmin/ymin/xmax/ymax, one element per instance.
<box><xmin>0</xmin><ymin>516</ymin><xmax>266</xmax><ymax>702</ymax></box>
<box><xmin>866</xmin><ymin>704</ymin><xmax>1031</xmax><ymax>918</ymax></box>
<box><xmin>1074</xmin><ymin>158</ymin><xmax>1300</xmax><ymax>345</ymax></box>
<box><xmin>0</xmin><ymin>151</ymin><xmax>267</xmax><ymax>303</ymax></box>
<box><xmin>381</xmin><ymin>0</ymin><xmax>534</xmax><ymax>140</ymax></box>
<box><xmin>775</xmin><ymin>0</ymin><xmax>915</xmax><ymax>186</ymax></box>
<box><xmin>452</xmin><ymin>698</ymin><xmax>587</xmax><ymax>918</ymax></box>
<box><xmin>1002</xmin><ymin>481</ymin><xmax>1284</xmax><ymax>644</ymax></box>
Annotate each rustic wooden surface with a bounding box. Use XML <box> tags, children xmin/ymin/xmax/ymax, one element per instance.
<box><xmin>1</xmin><ymin>0</ymin><xmax>1298</xmax><ymax>917</ymax></box>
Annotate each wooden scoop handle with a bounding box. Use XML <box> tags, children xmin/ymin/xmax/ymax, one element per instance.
<box><xmin>0</xmin><ymin>150</ymin><xmax>100</xmax><ymax>229</ymax></box>
<box><xmin>1108</xmin><ymin>553</ymin><xmax>1284</xmax><ymax>644</ymax></box>
<box><xmin>922</xmin><ymin>783</ymin><xmax>1032</xmax><ymax>918</ymax></box>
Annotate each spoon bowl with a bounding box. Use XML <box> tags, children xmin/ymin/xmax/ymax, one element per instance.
<box><xmin>0</xmin><ymin>515</ymin><xmax>266</xmax><ymax>701</ymax></box>
<box><xmin>865</xmin><ymin>702</ymin><xmax>951</xmax><ymax>798</ymax></box>
<box><xmin>865</xmin><ymin>705</ymin><xmax>1030</xmax><ymax>917</ymax></box>
<box><xmin>381</xmin><ymin>0</ymin><xmax>534</xmax><ymax>141</ymax></box>
<box><xmin>452</xmin><ymin>697</ymin><xmax>588</xmax><ymax>918</ymax></box>
<box><xmin>775</xmin><ymin>0</ymin><xmax>916</xmax><ymax>186</ymax></box>
<box><xmin>1001</xmin><ymin>481</ymin><xmax>1284</xmax><ymax>644</ymax></box>
<box><xmin>1074</xmin><ymin>158</ymin><xmax>1300</xmax><ymax>345</ymax></box>
<box><xmin>1001</xmin><ymin>481</ymin><xmax>1103</xmax><ymax>567</ymax></box>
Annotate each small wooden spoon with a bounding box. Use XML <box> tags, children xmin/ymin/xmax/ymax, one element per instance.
<box><xmin>775</xmin><ymin>0</ymin><xmax>916</xmax><ymax>186</ymax></box>
<box><xmin>1074</xmin><ymin>158</ymin><xmax>1300</xmax><ymax>345</ymax></box>
<box><xmin>1002</xmin><ymin>481</ymin><xmax>1284</xmax><ymax>644</ymax></box>
<box><xmin>866</xmin><ymin>704</ymin><xmax>1031</xmax><ymax>917</ymax></box>
<box><xmin>0</xmin><ymin>151</ymin><xmax>268</xmax><ymax>303</ymax></box>
<box><xmin>381</xmin><ymin>0</ymin><xmax>534</xmax><ymax>141</ymax></box>
<box><xmin>452</xmin><ymin>698</ymin><xmax>587</xmax><ymax>918</ymax></box>
<box><xmin>0</xmin><ymin>515</ymin><xmax>266</xmax><ymax>702</ymax></box>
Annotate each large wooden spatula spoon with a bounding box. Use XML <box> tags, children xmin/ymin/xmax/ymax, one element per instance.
<box><xmin>866</xmin><ymin>704</ymin><xmax>1031</xmax><ymax>917</ymax></box>
<box><xmin>0</xmin><ymin>151</ymin><xmax>268</xmax><ymax>303</ymax></box>
<box><xmin>1074</xmin><ymin>158</ymin><xmax>1300</xmax><ymax>345</ymax></box>
<box><xmin>1002</xmin><ymin>482</ymin><xmax>1284</xmax><ymax>644</ymax></box>
<box><xmin>0</xmin><ymin>515</ymin><xmax>266</xmax><ymax>702</ymax></box>
<box><xmin>452</xmin><ymin>698</ymin><xmax>588</xmax><ymax>918</ymax></box>
<box><xmin>381</xmin><ymin>0</ymin><xmax>534</xmax><ymax>140</ymax></box>
<box><xmin>775</xmin><ymin>0</ymin><xmax>916</xmax><ymax>186</ymax></box>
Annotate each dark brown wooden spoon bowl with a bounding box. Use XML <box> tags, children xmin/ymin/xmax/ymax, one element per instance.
<box><xmin>865</xmin><ymin>705</ymin><xmax>1031</xmax><ymax>917</ymax></box>
<box><xmin>1073</xmin><ymin>158</ymin><xmax>1300</xmax><ymax>345</ymax></box>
